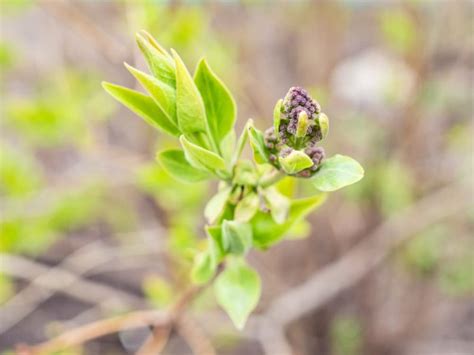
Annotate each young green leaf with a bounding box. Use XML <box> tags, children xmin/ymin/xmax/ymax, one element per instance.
<box><xmin>234</xmin><ymin>192</ymin><xmax>259</xmax><ymax>222</ymax></box>
<box><xmin>124</xmin><ymin>63</ymin><xmax>177</xmax><ymax>125</ymax></box>
<box><xmin>273</xmin><ymin>99</ymin><xmax>283</xmax><ymax>135</ymax></box>
<box><xmin>180</xmin><ymin>135</ymin><xmax>226</xmax><ymax>172</ymax></box>
<box><xmin>251</xmin><ymin>193</ymin><xmax>327</xmax><ymax>248</ymax></box>
<box><xmin>279</xmin><ymin>150</ymin><xmax>313</xmax><ymax>174</ymax></box>
<box><xmin>156</xmin><ymin>149</ymin><xmax>210</xmax><ymax>183</ymax></box>
<box><xmin>191</xmin><ymin>250</ymin><xmax>216</xmax><ymax>284</ymax></box>
<box><xmin>214</xmin><ymin>261</ymin><xmax>261</xmax><ymax>329</ymax></box>
<box><xmin>263</xmin><ymin>186</ymin><xmax>290</xmax><ymax>224</ymax></box>
<box><xmin>135</xmin><ymin>32</ymin><xmax>176</xmax><ymax>87</ymax></box>
<box><xmin>222</xmin><ymin>220</ymin><xmax>252</xmax><ymax>255</ymax></box>
<box><xmin>204</xmin><ymin>186</ymin><xmax>232</xmax><ymax>224</ymax></box>
<box><xmin>102</xmin><ymin>82</ymin><xmax>180</xmax><ymax>136</ymax></box>
<box><xmin>220</xmin><ymin>130</ymin><xmax>236</xmax><ymax>168</ymax></box>
<box><xmin>172</xmin><ymin>50</ymin><xmax>208</xmax><ymax>137</ymax></box>
<box><xmin>311</xmin><ymin>154</ymin><xmax>364</xmax><ymax>191</ymax></box>
<box><xmin>194</xmin><ymin>58</ymin><xmax>236</xmax><ymax>146</ymax></box>
<box><xmin>248</xmin><ymin>123</ymin><xmax>269</xmax><ymax>164</ymax></box>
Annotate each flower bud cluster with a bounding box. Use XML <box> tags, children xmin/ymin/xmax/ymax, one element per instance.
<box><xmin>264</xmin><ymin>87</ymin><xmax>329</xmax><ymax>177</ymax></box>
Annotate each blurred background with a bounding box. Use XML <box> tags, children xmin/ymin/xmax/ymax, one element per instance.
<box><xmin>0</xmin><ymin>0</ymin><xmax>473</xmax><ymax>354</ymax></box>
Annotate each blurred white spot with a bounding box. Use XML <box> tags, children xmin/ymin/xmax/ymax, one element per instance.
<box><xmin>331</xmin><ymin>49</ymin><xmax>416</xmax><ymax>109</ymax></box>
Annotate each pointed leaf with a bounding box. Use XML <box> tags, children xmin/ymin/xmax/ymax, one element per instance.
<box><xmin>125</xmin><ymin>63</ymin><xmax>177</xmax><ymax>125</ymax></box>
<box><xmin>204</xmin><ymin>186</ymin><xmax>232</xmax><ymax>224</ymax></box>
<box><xmin>279</xmin><ymin>150</ymin><xmax>313</xmax><ymax>174</ymax></box>
<box><xmin>180</xmin><ymin>135</ymin><xmax>226</xmax><ymax>172</ymax></box>
<box><xmin>136</xmin><ymin>32</ymin><xmax>175</xmax><ymax>87</ymax></box>
<box><xmin>251</xmin><ymin>194</ymin><xmax>327</xmax><ymax>248</ymax></box>
<box><xmin>102</xmin><ymin>82</ymin><xmax>179</xmax><ymax>136</ymax></box>
<box><xmin>194</xmin><ymin>58</ymin><xmax>236</xmax><ymax>145</ymax></box>
<box><xmin>235</xmin><ymin>192</ymin><xmax>259</xmax><ymax>223</ymax></box>
<box><xmin>156</xmin><ymin>149</ymin><xmax>210</xmax><ymax>183</ymax></box>
<box><xmin>172</xmin><ymin>50</ymin><xmax>207</xmax><ymax>135</ymax></box>
<box><xmin>248</xmin><ymin>123</ymin><xmax>269</xmax><ymax>164</ymax></box>
<box><xmin>264</xmin><ymin>187</ymin><xmax>290</xmax><ymax>224</ymax></box>
<box><xmin>222</xmin><ymin>220</ymin><xmax>252</xmax><ymax>255</ymax></box>
<box><xmin>214</xmin><ymin>261</ymin><xmax>261</xmax><ymax>330</ymax></box>
<box><xmin>191</xmin><ymin>250</ymin><xmax>216</xmax><ymax>284</ymax></box>
<box><xmin>311</xmin><ymin>154</ymin><xmax>364</xmax><ymax>191</ymax></box>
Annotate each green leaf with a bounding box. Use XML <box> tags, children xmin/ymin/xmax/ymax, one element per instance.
<box><xmin>248</xmin><ymin>122</ymin><xmax>269</xmax><ymax>164</ymax></box>
<box><xmin>264</xmin><ymin>187</ymin><xmax>290</xmax><ymax>224</ymax></box>
<box><xmin>136</xmin><ymin>32</ymin><xmax>176</xmax><ymax>87</ymax></box>
<box><xmin>172</xmin><ymin>49</ymin><xmax>207</xmax><ymax>136</ymax></box>
<box><xmin>273</xmin><ymin>99</ymin><xmax>283</xmax><ymax>135</ymax></box>
<box><xmin>214</xmin><ymin>260</ymin><xmax>261</xmax><ymax>329</ymax></box>
<box><xmin>180</xmin><ymin>135</ymin><xmax>226</xmax><ymax>173</ymax></box>
<box><xmin>156</xmin><ymin>149</ymin><xmax>210</xmax><ymax>183</ymax></box>
<box><xmin>194</xmin><ymin>58</ymin><xmax>236</xmax><ymax>146</ymax></box>
<box><xmin>206</xmin><ymin>225</ymin><xmax>225</xmax><ymax>258</ymax></box>
<box><xmin>279</xmin><ymin>150</ymin><xmax>313</xmax><ymax>174</ymax></box>
<box><xmin>251</xmin><ymin>194</ymin><xmax>327</xmax><ymax>248</ymax></box>
<box><xmin>311</xmin><ymin>155</ymin><xmax>364</xmax><ymax>192</ymax></box>
<box><xmin>204</xmin><ymin>186</ymin><xmax>232</xmax><ymax>224</ymax></box>
<box><xmin>222</xmin><ymin>220</ymin><xmax>252</xmax><ymax>255</ymax></box>
<box><xmin>125</xmin><ymin>63</ymin><xmax>177</xmax><ymax>125</ymax></box>
<box><xmin>102</xmin><ymin>82</ymin><xmax>180</xmax><ymax>136</ymax></box>
<box><xmin>235</xmin><ymin>192</ymin><xmax>259</xmax><ymax>223</ymax></box>
<box><xmin>220</xmin><ymin>130</ymin><xmax>236</xmax><ymax>168</ymax></box>
<box><xmin>191</xmin><ymin>250</ymin><xmax>216</xmax><ymax>284</ymax></box>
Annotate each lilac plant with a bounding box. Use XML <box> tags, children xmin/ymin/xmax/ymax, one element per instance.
<box><xmin>103</xmin><ymin>31</ymin><xmax>364</xmax><ymax>329</ymax></box>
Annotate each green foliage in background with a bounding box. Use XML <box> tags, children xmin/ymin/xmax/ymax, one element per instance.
<box><xmin>103</xmin><ymin>31</ymin><xmax>364</xmax><ymax>329</ymax></box>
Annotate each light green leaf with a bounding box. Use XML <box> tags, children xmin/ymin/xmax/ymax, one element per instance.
<box><xmin>273</xmin><ymin>99</ymin><xmax>283</xmax><ymax>135</ymax></box>
<box><xmin>248</xmin><ymin>123</ymin><xmax>269</xmax><ymax>164</ymax></box>
<box><xmin>194</xmin><ymin>58</ymin><xmax>236</xmax><ymax>146</ymax></box>
<box><xmin>180</xmin><ymin>135</ymin><xmax>226</xmax><ymax>173</ymax></box>
<box><xmin>279</xmin><ymin>150</ymin><xmax>313</xmax><ymax>174</ymax></box>
<box><xmin>220</xmin><ymin>130</ymin><xmax>236</xmax><ymax>168</ymax></box>
<box><xmin>136</xmin><ymin>32</ymin><xmax>175</xmax><ymax>87</ymax></box>
<box><xmin>317</xmin><ymin>113</ymin><xmax>329</xmax><ymax>140</ymax></box>
<box><xmin>235</xmin><ymin>192</ymin><xmax>259</xmax><ymax>223</ymax></box>
<box><xmin>156</xmin><ymin>149</ymin><xmax>210</xmax><ymax>183</ymax></box>
<box><xmin>204</xmin><ymin>186</ymin><xmax>232</xmax><ymax>224</ymax></box>
<box><xmin>125</xmin><ymin>63</ymin><xmax>177</xmax><ymax>125</ymax></box>
<box><xmin>191</xmin><ymin>250</ymin><xmax>216</xmax><ymax>284</ymax></box>
<box><xmin>172</xmin><ymin>49</ymin><xmax>207</xmax><ymax>136</ymax></box>
<box><xmin>214</xmin><ymin>260</ymin><xmax>261</xmax><ymax>329</ymax></box>
<box><xmin>264</xmin><ymin>187</ymin><xmax>290</xmax><ymax>224</ymax></box>
<box><xmin>251</xmin><ymin>194</ymin><xmax>327</xmax><ymax>248</ymax></box>
<box><xmin>222</xmin><ymin>220</ymin><xmax>252</xmax><ymax>255</ymax></box>
<box><xmin>102</xmin><ymin>82</ymin><xmax>179</xmax><ymax>136</ymax></box>
<box><xmin>311</xmin><ymin>155</ymin><xmax>364</xmax><ymax>191</ymax></box>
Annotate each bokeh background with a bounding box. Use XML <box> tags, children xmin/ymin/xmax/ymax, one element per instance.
<box><xmin>0</xmin><ymin>0</ymin><xmax>473</xmax><ymax>354</ymax></box>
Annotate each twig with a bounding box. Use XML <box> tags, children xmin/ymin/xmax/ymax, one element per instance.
<box><xmin>0</xmin><ymin>251</ymin><xmax>146</xmax><ymax>334</ymax></box>
<box><xmin>265</xmin><ymin>181</ymin><xmax>471</xmax><ymax>325</ymax></box>
<box><xmin>175</xmin><ymin>315</ymin><xmax>216</xmax><ymax>355</ymax></box>
<box><xmin>21</xmin><ymin>310</ymin><xmax>169</xmax><ymax>355</ymax></box>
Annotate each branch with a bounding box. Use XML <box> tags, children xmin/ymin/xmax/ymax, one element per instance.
<box><xmin>265</xmin><ymin>181</ymin><xmax>471</xmax><ymax>325</ymax></box>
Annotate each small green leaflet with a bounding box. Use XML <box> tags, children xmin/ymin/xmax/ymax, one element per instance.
<box><xmin>279</xmin><ymin>150</ymin><xmax>313</xmax><ymax>174</ymax></box>
<box><xmin>214</xmin><ymin>260</ymin><xmax>261</xmax><ymax>330</ymax></box>
<box><xmin>248</xmin><ymin>122</ymin><xmax>269</xmax><ymax>164</ymax></box>
<box><xmin>135</xmin><ymin>32</ymin><xmax>176</xmax><ymax>87</ymax></box>
<box><xmin>172</xmin><ymin>50</ymin><xmax>208</xmax><ymax>136</ymax></box>
<box><xmin>180</xmin><ymin>135</ymin><xmax>226</xmax><ymax>173</ymax></box>
<box><xmin>222</xmin><ymin>220</ymin><xmax>252</xmax><ymax>255</ymax></box>
<box><xmin>156</xmin><ymin>149</ymin><xmax>210</xmax><ymax>183</ymax></box>
<box><xmin>102</xmin><ymin>82</ymin><xmax>180</xmax><ymax>136</ymax></box>
<box><xmin>194</xmin><ymin>58</ymin><xmax>236</xmax><ymax>146</ymax></box>
<box><xmin>204</xmin><ymin>186</ymin><xmax>232</xmax><ymax>224</ymax></box>
<box><xmin>234</xmin><ymin>192</ymin><xmax>259</xmax><ymax>222</ymax></box>
<box><xmin>311</xmin><ymin>154</ymin><xmax>364</xmax><ymax>191</ymax></box>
